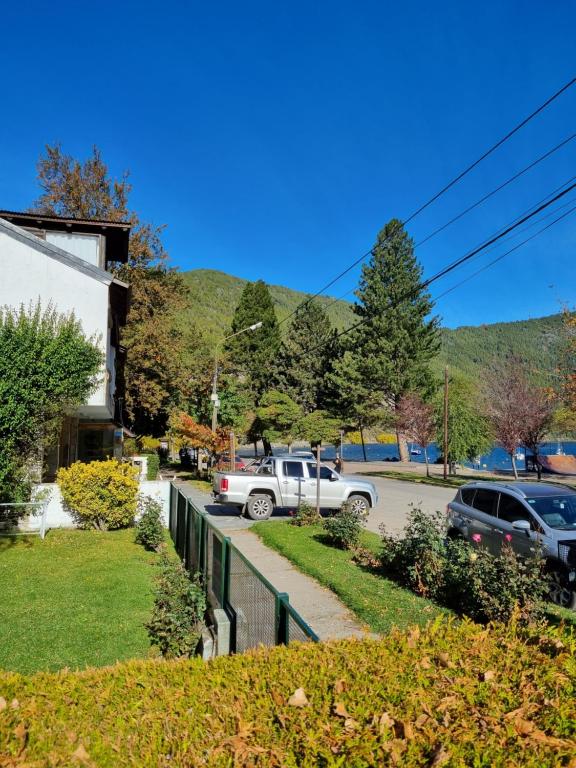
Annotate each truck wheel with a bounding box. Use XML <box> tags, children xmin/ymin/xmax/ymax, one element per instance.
<box><xmin>547</xmin><ymin>568</ymin><xmax>576</xmax><ymax>610</ymax></box>
<box><xmin>246</xmin><ymin>494</ymin><xmax>274</xmax><ymax>521</ymax></box>
<box><xmin>347</xmin><ymin>495</ymin><xmax>370</xmax><ymax>516</ymax></box>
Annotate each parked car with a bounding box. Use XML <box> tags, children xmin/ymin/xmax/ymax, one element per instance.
<box><xmin>212</xmin><ymin>455</ymin><xmax>378</xmax><ymax>520</ymax></box>
<box><xmin>214</xmin><ymin>455</ymin><xmax>247</xmax><ymax>472</ymax></box>
<box><xmin>447</xmin><ymin>481</ymin><xmax>576</xmax><ymax>609</ymax></box>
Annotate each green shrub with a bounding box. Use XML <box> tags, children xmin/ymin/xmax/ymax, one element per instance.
<box><xmin>323</xmin><ymin>500</ymin><xmax>367</xmax><ymax>549</ymax></box>
<box><xmin>122</xmin><ymin>437</ymin><xmax>139</xmax><ymax>457</ymax></box>
<box><xmin>289</xmin><ymin>501</ymin><xmax>321</xmax><ymax>526</ymax></box>
<box><xmin>135</xmin><ymin>497</ymin><xmax>164</xmax><ymax>551</ymax></box>
<box><xmin>146</xmin><ymin>551</ymin><xmax>206</xmax><ymax>658</ymax></box>
<box><xmin>57</xmin><ymin>459</ymin><xmax>138</xmax><ymax>530</ymax></box>
<box><xmin>380</xmin><ymin>507</ymin><xmax>547</xmax><ymax>624</ymax></box>
<box><xmin>146</xmin><ymin>453</ymin><xmax>160</xmax><ymax>480</ymax></box>
<box><xmin>0</xmin><ymin>620</ymin><xmax>574</xmax><ymax>766</ymax></box>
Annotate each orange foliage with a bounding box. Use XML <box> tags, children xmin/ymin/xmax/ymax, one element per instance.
<box><xmin>171</xmin><ymin>412</ymin><xmax>228</xmax><ymax>454</ymax></box>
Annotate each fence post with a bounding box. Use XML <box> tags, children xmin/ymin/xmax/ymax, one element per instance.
<box><xmin>220</xmin><ymin>536</ymin><xmax>231</xmax><ymax>606</ymax></box>
<box><xmin>276</xmin><ymin>592</ymin><xmax>290</xmax><ymax>645</ymax></box>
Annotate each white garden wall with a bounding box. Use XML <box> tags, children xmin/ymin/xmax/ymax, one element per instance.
<box><xmin>21</xmin><ymin>481</ymin><xmax>171</xmax><ymax>533</ymax></box>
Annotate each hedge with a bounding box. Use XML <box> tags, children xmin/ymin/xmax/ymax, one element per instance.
<box><xmin>0</xmin><ymin>618</ymin><xmax>574</xmax><ymax>766</ymax></box>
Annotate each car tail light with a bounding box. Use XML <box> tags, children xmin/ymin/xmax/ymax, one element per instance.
<box><xmin>220</xmin><ymin>478</ymin><xmax>229</xmax><ymax>492</ymax></box>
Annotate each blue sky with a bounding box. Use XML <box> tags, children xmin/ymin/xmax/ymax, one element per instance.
<box><xmin>1</xmin><ymin>1</ymin><xmax>574</xmax><ymax>328</ymax></box>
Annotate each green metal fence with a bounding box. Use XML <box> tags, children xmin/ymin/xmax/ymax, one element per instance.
<box><xmin>169</xmin><ymin>483</ymin><xmax>318</xmax><ymax>651</ymax></box>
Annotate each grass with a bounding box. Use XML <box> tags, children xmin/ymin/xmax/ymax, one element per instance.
<box><xmin>252</xmin><ymin>521</ymin><xmax>447</xmax><ymax>633</ymax></box>
<box><xmin>356</xmin><ymin>469</ymin><xmax>477</xmax><ymax>487</ymax></box>
<box><xmin>0</xmin><ymin>528</ymin><xmax>164</xmax><ymax>674</ymax></box>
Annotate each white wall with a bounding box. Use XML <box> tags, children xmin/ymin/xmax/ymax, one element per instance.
<box><xmin>22</xmin><ymin>481</ymin><xmax>172</xmax><ymax>533</ymax></box>
<box><xmin>0</xmin><ymin>228</ymin><xmax>111</xmax><ymax>413</ymax></box>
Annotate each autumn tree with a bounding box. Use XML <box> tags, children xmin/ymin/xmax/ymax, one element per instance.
<box><xmin>396</xmin><ymin>394</ymin><xmax>436</xmax><ymax>476</ymax></box>
<box><xmin>343</xmin><ymin>219</ymin><xmax>440</xmax><ymax>460</ymax></box>
<box><xmin>31</xmin><ymin>144</ymin><xmax>205</xmax><ymax>435</ymax></box>
<box><xmin>485</xmin><ymin>358</ymin><xmax>555</xmax><ymax>479</ymax></box>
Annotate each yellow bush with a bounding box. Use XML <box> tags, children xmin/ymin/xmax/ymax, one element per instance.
<box><xmin>140</xmin><ymin>435</ymin><xmax>160</xmax><ymax>453</ymax></box>
<box><xmin>376</xmin><ymin>432</ymin><xmax>397</xmax><ymax>444</ymax></box>
<box><xmin>0</xmin><ymin>619</ymin><xmax>574</xmax><ymax>766</ymax></box>
<box><xmin>347</xmin><ymin>430</ymin><xmax>362</xmax><ymax>444</ymax></box>
<box><xmin>57</xmin><ymin>459</ymin><xmax>139</xmax><ymax>530</ymax></box>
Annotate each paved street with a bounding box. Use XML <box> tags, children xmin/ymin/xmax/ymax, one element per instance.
<box><xmin>183</xmin><ymin>474</ymin><xmax>455</xmax><ymax>536</ymax></box>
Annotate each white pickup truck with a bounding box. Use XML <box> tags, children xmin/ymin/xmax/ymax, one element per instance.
<box><xmin>212</xmin><ymin>455</ymin><xmax>378</xmax><ymax>520</ymax></box>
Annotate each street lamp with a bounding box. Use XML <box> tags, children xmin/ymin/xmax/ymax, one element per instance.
<box><xmin>211</xmin><ymin>321</ymin><xmax>263</xmax><ymax>432</ymax></box>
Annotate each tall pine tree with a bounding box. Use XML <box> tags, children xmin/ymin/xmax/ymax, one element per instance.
<box><xmin>272</xmin><ymin>299</ymin><xmax>338</xmax><ymax>413</ymax></box>
<box><xmin>347</xmin><ymin>219</ymin><xmax>440</xmax><ymax>460</ymax></box>
<box><xmin>225</xmin><ymin>280</ymin><xmax>281</xmax><ymax>399</ymax></box>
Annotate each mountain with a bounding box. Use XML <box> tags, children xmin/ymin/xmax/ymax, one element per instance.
<box><xmin>180</xmin><ymin>269</ymin><xmax>355</xmax><ymax>343</ymax></box>
<box><xmin>180</xmin><ymin>269</ymin><xmax>564</xmax><ymax>385</ymax></box>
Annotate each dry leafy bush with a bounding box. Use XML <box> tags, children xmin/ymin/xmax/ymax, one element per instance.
<box><xmin>0</xmin><ymin>619</ymin><xmax>574</xmax><ymax>766</ymax></box>
<box><xmin>57</xmin><ymin>459</ymin><xmax>138</xmax><ymax>530</ymax></box>
<box><xmin>380</xmin><ymin>506</ymin><xmax>546</xmax><ymax>624</ymax></box>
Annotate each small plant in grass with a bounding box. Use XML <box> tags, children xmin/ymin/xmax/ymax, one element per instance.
<box><xmin>135</xmin><ymin>497</ymin><xmax>164</xmax><ymax>551</ymax></box>
<box><xmin>290</xmin><ymin>502</ymin><xmax>321</xmax><ymax>526</ymax></box>
<box><xmin>323</xmin><ymin>501</ymin><xmax>367</xmax><ymax>550</ymax></box>
<box><xmin>146</xmin><ymin>551</ymin><xmax>206</xmax><ymax>658</ymax></box>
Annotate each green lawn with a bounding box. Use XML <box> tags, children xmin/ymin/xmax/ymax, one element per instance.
<box><xmin>356</xmin><ymin>469</ymin><xmax>474</xmax><ymax>487</ymax></box>
<box><xmin>252</xmin><ymin>522</ymin><xmax>447</xmax><ymax>633</ymax></box>
<box><xmin>0</xmin><ymin>528</ymin><xmax>163</xmax><ymax>674</ymax></box>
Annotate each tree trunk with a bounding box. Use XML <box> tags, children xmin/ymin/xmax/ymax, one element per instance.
<box><xmin>253</xmin><ymin>441</ymin><xmax>258</xmax><ymax>457</ymax></box>
<box><xmin>360</xmin><ymin>426</ymin><xmax>367</xmax><ymax>462</ymax></box>
<box><xmin>511</xmin><ymin>453</ymin><xmax>518</xmax><ymax>479</ymax></box>
<box><xmin>424</xmin><ymin>447</ymin><xmax>430</xmax><ymax>477</ymax></box>
<box><xmin>263</xmin><ymin>436</ymin><xmax>272</xmax><ymax>456</ymax></box>
<box><xmin>396</xmin><ymin>429</ymin><xmax>409</xmax><ymax>462</ymax></box>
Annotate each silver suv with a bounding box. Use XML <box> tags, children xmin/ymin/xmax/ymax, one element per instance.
<box><xmin>447</xmin><ymin>481</ymin><xmax>576</xmax><ymax>609</ymax></box>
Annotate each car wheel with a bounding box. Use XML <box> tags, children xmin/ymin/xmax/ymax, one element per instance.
<box><xmin>246</xmin><ymin>494</ymin><xmax>274</xmax><ymax>521</ymax></box>
<box><xmin>547</xmin><ymin>569</ymin><xmax>576</xmax><ymax>610</ymax></box>
<box><xmin>347</xmin><ymin>494</ymin><xmax>370</xmax><ymax>516</ymax></box>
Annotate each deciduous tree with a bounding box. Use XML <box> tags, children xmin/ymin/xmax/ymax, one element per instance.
<box><xmin>396</xmin><ymin>394</ymin><xmax>436</xmax><ymax>476</ymax></box>
<box><xmin>0</xmin><ymin>304</ymin><xmax>101</xmax><ymax>502</ymax></box>
<box><xmin>32</xmin><ymin>144</ymin><xmax>205</xmax><ymax>435</ymax></box>
<box><xmin>256</xmin><ymin>390</ymin><xmax>303</xmax><ymax>452</ymax></box>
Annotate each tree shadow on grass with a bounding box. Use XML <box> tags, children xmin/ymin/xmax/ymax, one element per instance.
<box><xmin>0</xmin><ymin>534</ymin><xmax>35</xmax><ymax>553</ymax></box>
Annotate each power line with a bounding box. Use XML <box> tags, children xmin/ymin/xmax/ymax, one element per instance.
<box><xmin>291</xmin><ymin>180</ymin><xmax>576</xmax><ymax>361</ymax></box>
<box><xmin>432</xmin><ymin>203</ymin><xmax>576</xmax><ymax>302</ymax></box>
<box><xmin>316</xmin><ymin>173</ymin><xmax>576</xmax><ymax>317</ymax></box>
<box><xmin>278</xmin><ymin>76</ymin><xmax>576</xmax><ymax>327</ymax></box>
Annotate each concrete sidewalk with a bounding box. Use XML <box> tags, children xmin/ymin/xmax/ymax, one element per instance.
<box><xmin>179</xmin><ymin>482</ymin><xmax>367</xmax><ymax>641</ymax></box>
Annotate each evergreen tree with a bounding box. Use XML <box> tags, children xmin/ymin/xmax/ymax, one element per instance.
<box><xmin>225</xmin><ymin>280</ymin><xmax>281</xmax><ymax>398</ymax></box>
<box><xmin>349</xmin><ymin>219</ymin><xmax>440</xmax><ymax>459</ymax></box>
<box><xmin>272</xmin><ymin>299</ymin><xmax>337</xmax><ymax>413</ymax></box>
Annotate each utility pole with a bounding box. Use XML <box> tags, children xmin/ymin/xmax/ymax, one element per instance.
<box><xmin>443</xmin><ymin>366</ymin><xmax>449</xmax><ymax>481</ymax></box>
<box><xmin>230</xmin><ymin>431</ymin><xmax>235</xmax><ymax>472</ymax></box>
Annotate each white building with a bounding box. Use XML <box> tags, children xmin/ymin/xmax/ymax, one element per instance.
<box><xmin>0</xmin><ymin>210</ymin><xmax>131</xmax><ymax>477</ymax></box>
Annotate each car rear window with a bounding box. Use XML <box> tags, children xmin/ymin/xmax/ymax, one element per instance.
<box><xmin>460</xmin><ymin>488</ymin><xmax>475</xmax><ymax>505</ymax></box>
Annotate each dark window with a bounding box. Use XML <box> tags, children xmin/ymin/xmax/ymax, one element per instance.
<box><xmin>257</xmin><ymin>460</ymin><xmax>274</xmax><ymax>475</ymax></box>
<box><xmin>472</xmin><ymin>489</ymin><xmax>498</xmax><ymax>517</ymax></box>
<box><xmin>460</xmin><ymin>488</ymin><xmax>475</xmax><ymax>506</ymax></box>
<box><xmin>498</xmin><ymin>494</ymin><xmax>532</xmax><ymax>525</ymax></box>
<box><xmin>283</xmin><ymin>461</ymin><xmax>304</xmax><ymax>478</ymax></box>
<box><xmin>307</xmin><ymin>464</ymin><xmax>335</xmax><ymax>480</ymax></box>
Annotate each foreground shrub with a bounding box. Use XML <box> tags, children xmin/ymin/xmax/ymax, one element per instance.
<box><xmin>0</xmin><ymin>619</ymin><xmax>574</xmax><ymax>766</ymax></box>
<box><xmin>323</xmin><ymin>500</ymin><xmax>367</xmax><ymax>549</ymax></box>
<box><xmin>381</xmin><ymin>507</ymin><xmax>546</xmax><ymax>623</ymax></box>
<box><xmin>135</xmin><ymin>496</ymin><xmax>164</xmax><ymax>550</ymax></box>
<box><xmin>146</xmin><ymin>551</ymin><xmax>206</xmax><ymax>658</ymax></box>
<box><xmin>57</xmin><ymin>459</ymin><xmax>138</xmax><ymax>530</ymax></box>
<box><xmin>290</xmin><ymin>501</ymin><xmax>321</xmax><ymax>526</ymax></box>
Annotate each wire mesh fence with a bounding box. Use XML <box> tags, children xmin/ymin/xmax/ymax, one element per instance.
<box><xmin>0</xmin><ymin>502</ymin><xmax>48</xmax><ymax>538</ymax></box>
<box><xmin>169</xmin><ymin>483</ymin><xmax>318</xmax><ymax>650</ymax></box>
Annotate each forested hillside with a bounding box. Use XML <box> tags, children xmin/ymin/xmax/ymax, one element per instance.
<box><xmin>181</xmin><ymin>269</ymin><xmax>563</xmax><ymax>384</ymax></box>
<box><xmin>181</xmin><ymin>269</ymin><xmax>355</xmax><ymax>342</ymax></box>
